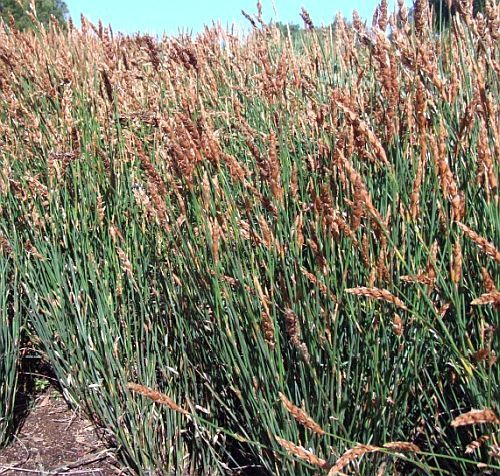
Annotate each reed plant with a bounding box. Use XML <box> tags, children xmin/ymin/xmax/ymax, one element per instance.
<box><xmin>0</xmin><ymin>255</ymin><xmax>21</xmax><ymax>447</ymax></box>
<box><xmin>0</xmin><ymin>0</ymin><xmax>498</xmax><ymax>473</ymax></box>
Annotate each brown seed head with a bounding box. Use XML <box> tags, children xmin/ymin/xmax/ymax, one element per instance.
<box><xmin>457</xmin><ymin>222</ymin><xmax>500</xmax><ymax>263</ymax></box>
<box><xmin>300</xmin><ymin>8</ymin><xmax>315</xmax><ymax>31</ymax></box>
<box><xmin>346</xmin><ymin>287</ymin><xmax>408</xmax><ymax>310</ymax></box>
<box><xmin>471</xmin><ymin>291</ymin><xmax>500</xmax><ymax>306</ymax></box>
<box><xmin>392</xmin><ymin>314</ymin><xmax>404</xmax><ymax>336</ymax></box>
<box><xmin>127</xmin><ymin>382</ymin><xmax>188</xmax><ymax>415</ymax></box>
<box><xmin>328</xmin><ymin>444</ymin><xmax>380</xmax><ymax>475</ymax></box>
<box><xmin>465</xmin><ymin>435</ymin><xmax>490</xmax><ymax>454</ymax></box>
<box><xmin>116</xmin><ymin>247</ymin><xmax>133</xmax><ymax>278</ymax></box>
<box><xmin>383</xmin><ymin>441</ymin><xmax>420</xmax><ymax>452</ymax></box>
<box><xmin>451</xmin><ymin>408</ymin><xmax>500</xmax><ymax>427</ymax></box>
<box><xmin>275</xmin><ymin>435</ymin><xmax>327</xmax><ymax>468</ymax></box>
<box><xmin>450</xmin><ymin>241</ymin><xmax>462</xmax><ymax>285</ymax></box>
<box><xmin>284</xmin><ymin>308</ymin><xmax>310</xmax><ymax>363</ymax></box>
<box><xmin>278</xmin><ymin>392</ymin><xmax>325</xmax><ymax>435</ymax></box>
<box><xmin>378</xmin><ymin>0</ymin><xmax>389</xmax><ymax>31</ymax></box>
<box><xmin>481</xmin><ymin>267</ymin><xmax>496</xmax><ymax>293</ymax></box>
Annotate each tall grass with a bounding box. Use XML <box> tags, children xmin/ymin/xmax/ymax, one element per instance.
<box><xmin>0</xmin><ymin>1</ymin><xmax>498</xmax><ymax>473</ymax></box>
<box><xmin>0</xmin><ymin>255</ymin><xmax>21</xmax><ymax>447</ymax></box>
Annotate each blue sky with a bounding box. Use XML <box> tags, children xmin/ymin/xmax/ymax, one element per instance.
<box><xmin>66</xmin><ymin>1</ymin><xmax>410</xmax><ymax>36</ymax></box>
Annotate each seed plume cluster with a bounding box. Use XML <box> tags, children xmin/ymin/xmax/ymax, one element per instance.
<box><xmin>0</xmin><ymin>1</ymin><xmax>498</xmax><ymax>473</ymax></box>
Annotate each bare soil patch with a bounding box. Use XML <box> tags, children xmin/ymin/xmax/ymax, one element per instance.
<box><xmin>0</xmin><ymin>392</ymin><xmax>122</xmax><ymax>475</ymax></box>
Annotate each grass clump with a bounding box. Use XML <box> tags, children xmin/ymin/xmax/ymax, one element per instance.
<box><xmin>0</xmin><ymin>1</ymin><xmax>498</xmax><ymax>474</ymax></box>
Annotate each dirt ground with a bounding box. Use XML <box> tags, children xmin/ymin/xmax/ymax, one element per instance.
<box><xmin>0</xmin><ymin>391</ymin><xmax>123</xmax><ymax>476</ymax></box>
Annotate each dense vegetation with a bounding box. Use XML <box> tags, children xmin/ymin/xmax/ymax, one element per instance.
<box><xmin>0</xmin><ymin>0</ymin><xmax>68</xmax><ymax>30</ymax></box>
<box><xmin>0</xmin><ymin>0</ymin><xmax>498</xmax><ymax>474</ymax></box>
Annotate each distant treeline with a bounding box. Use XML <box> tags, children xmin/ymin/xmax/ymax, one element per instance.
<box><xmin>0</xmin><ymin>0</ymin><xmax>68</xmax><ymax>30</ymax></box>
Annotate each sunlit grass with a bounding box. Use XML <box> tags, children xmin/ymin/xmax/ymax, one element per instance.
<box><xmin>0</xmin><ymin>1</ymin><xmax>498</xmax><ymax>473</ymax></box>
